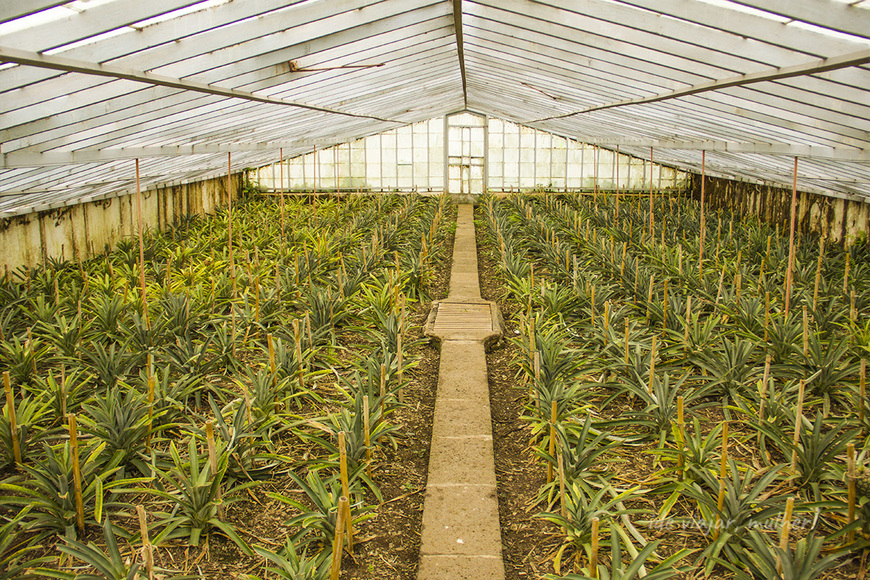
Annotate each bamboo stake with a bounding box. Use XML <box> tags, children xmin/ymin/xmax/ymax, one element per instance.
<box><xmin>777</xmin><ymin>497</ymin><xmax>795</xmax><ymax>574</ymax></box>
<box><xmin>784</xmin><ymin>157</ymin><xmax>798</xmax><ymax>316</ymax></box>
<box><xmin>397</xmin><ymin>333</ymin><xmax>404</xmax><ymax>404</ymax></box>
<box><xmin>68</xmin><ymin>414</ymin><xmax>85</xmax><ymax>534</ymax></box>
<box><xmin>330</xmin><ymin>496</ymin><xmax>347</xmax><ymax>580</ymax></box>
<box><xmin>3</xmin><ymin>372</ymin><xmax>21</xmax><ymax>465</ymax></box>
<box><xmin>363</xmin><ymin>396</ymin><xmax>372</xmax><ymax>480</ymax></box>
<box><xmin>790</xmin><ymin>380</ymin><xmax>806</xmax><ymax>476</ymax></box>
<box><xmin>847</xmin><ymin>443</ymin><xmax>856</xmax><ymax>544</ymax></box>
<box><xmin>137</xmin><ymin>505</ymin><xmax>155</xmax><ymax>580</ymax></box>
<box><xmin>590</xmin><ymin>516</ymin><xmax>600</xmax><ymax>579</ymax></box>
<box><xmin>843</xmin><ymin>252</ymin><xmax>851</xmax><ymax>296</ymax></box>
<box><xmin>338</xmin><ymin>431</ymin><xmax>350</xmax><ymax>500</ymax></box>
<box><xmin>547</xmin><ymin>400</ymin><xmax>557</xmax><ymax>484</ymax></box>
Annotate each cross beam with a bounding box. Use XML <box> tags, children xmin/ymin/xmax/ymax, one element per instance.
<box><xmin>0</xmin><ymin>45</ymin><xmax>403</xmax><ymax>123</ymax></box>
<box><xmin>531</xmin><ymin>48</ymin><xmax>870</xmax><ymax>122</ymax></box>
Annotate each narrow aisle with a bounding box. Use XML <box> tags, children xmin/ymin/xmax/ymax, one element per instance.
<box><xmin>418</xmin><ymin>204</ymin><xmax>505</xmax><ymax>580</ymax></box>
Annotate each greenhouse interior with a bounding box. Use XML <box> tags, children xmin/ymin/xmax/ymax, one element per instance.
<box><xmin>1</xmin><ymin>1</ymin><xmax>870</xmax><ymax>579</ymax></box>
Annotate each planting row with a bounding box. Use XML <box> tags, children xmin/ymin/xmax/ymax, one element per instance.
<box><xmin>480</xmin><ymin>192</ymin><xmax>869</xmax><ymax>579</ymax></box>
<box><xmin>1</xmin><ymin>192</ymin><xmax>453</xmax><ymax>579</ymax></box>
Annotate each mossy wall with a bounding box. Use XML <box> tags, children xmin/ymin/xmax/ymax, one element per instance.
<box><xmin>688</xmin><ymin>174</ymin><xmax>870</xmax><ymax>247</ymax></box>
<box><xmin>0</xmin><ymin>173</ymin><xmax>244</xmax><ymax>274</ymax></box>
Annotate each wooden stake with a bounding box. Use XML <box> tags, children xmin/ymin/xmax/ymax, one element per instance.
<box><xmin>777</xmin><ymin>497</ymin><xmax>795</xmax><ymax>574</ymax></box>
<box><xmin>137</xmin><ymin>505</ymin><xmax>155</xmax><ymax>580</ymax></box>
<box><xmin>68</xmin><ymin>414</ymin><xmax>85</xmax><ymax>534</ymax></box>
<box><xmin>397</xmin><ymin>333</ymin><xmax>404</xmax><ymax>404</ymax></box>
<box><xmin>3</xmin><ymin>372</ymin><xmax>21</xmax><ymax>465</ymax></box>
<box><xmin>843</xmin><ymin>252</ymin><xmax>851</xmax><ymax>296</ymax></box>
<box><xmin>338</xmin><ymin>431</ymin><xmax>350</xmax><ymax>500</ymax></box>
<box><xmin>330</xmin><ymin>496</ymin><xmax>347</xmax><ymax>580</ymax></box>
<box><xmin>790</xmin><ymin>380</ymin><xmax>806</xmax><ymax>476</ymax></box>
<box><xmin>784</xmin><ymin>157</ymin><xmax>798</xmax><ymax>316</ymax></box>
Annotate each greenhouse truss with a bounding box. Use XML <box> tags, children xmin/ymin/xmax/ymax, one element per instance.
<box><xmin>0</xmin><ymin>0</ymin><xmax>869</xmax><ymax>217</ymax></box>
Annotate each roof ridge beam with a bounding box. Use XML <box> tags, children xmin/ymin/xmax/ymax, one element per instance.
<box><xmin>453</xmin><ymin>0</ymin><xmax>468</xmax><ymax>108</ymax></box>
<box><xmin>0</xmin><ymin>45</ymin><xmax>403</xmax><ymax>124</ymax></box>
<box><xmin>530</xmin><ymin>47</ymin><xmax>870</xmax><ymax>123</ymax></box>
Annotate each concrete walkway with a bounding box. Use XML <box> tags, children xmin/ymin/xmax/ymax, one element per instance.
<box><xmin>418</xmin><ymin>204</ymin><xmax>505</xmax><ymax>580</ymax></box>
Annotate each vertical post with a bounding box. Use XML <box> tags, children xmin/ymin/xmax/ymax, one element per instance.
<box><xmin>698</xmin><ymin>150</ymin><xmax>706</xmax><ymax>279</ymax></box>
<box><xmin>593</xmin><ymin>145</ymin><xmax>599</xmax><ymax>200</ymax></box>
<box><xmin>649</xmin><ymin>147</ymin><xmax>654</xmax><ymax>237</ymax></box>
<box><xmin>615</xmin><ymin>145</ymin><xmax>620</xmax><ymax>211</ymax></box>
<box><xmin>279</xmin><ymin>148</ymin><xmax>285</xmax><ymax>240</ymax></box>
<box><xmin>227</xmin><ymin>152</ymin><xmax>235</xmax><ymax>296</ymax></box>
<box><xmin>135</xmin><ymin>160</ymin><xmax>149</xmax><ymax>327</ymax></box>
<box><xmin>785</xmin><ymin>157</ymin><xmax>798</xmax><ymax>316</ymax></box>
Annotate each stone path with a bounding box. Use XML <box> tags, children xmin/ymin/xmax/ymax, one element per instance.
<box><xmin>418</xmin><ymin>204</ymin><xmax>505</xmax><ymax>580</ymax></box>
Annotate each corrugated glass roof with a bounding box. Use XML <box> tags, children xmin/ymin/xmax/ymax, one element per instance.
<box><xmin>1</xmin><ymin>0</ymin><xmax>868</xmax><ymax>216</ymax></box>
